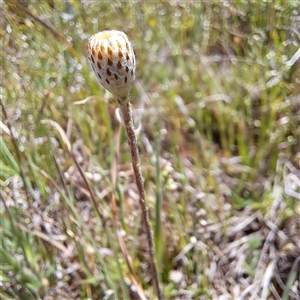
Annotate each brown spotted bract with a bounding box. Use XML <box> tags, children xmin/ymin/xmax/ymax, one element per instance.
<box><xmin>87</xmin><ymin>30</ymin><xmax>136</xmax><ymax>102</ymax></box>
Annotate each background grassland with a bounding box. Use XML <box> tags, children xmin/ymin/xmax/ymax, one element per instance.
<box><xmin>1</xmin><ymin>1</ymin><xmax>300</xmax><ymax>299</ymax></box>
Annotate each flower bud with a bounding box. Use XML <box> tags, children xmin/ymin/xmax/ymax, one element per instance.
<box><xmin>87</xmin><ymin>30</ymin><xmax>136</xmax><ymax>102</ymax></box>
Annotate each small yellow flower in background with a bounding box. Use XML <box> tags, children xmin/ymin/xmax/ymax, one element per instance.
<box><xmin>87</xmin><ymin>30</ymin><xmax>136</xmax><ymax>102</ymax></box>
<box><xmin>149</xmin><ymin>19</ymin><xmax>156</xmax><ymax>27</ymax></box>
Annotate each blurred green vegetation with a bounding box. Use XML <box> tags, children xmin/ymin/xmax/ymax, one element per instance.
<box><xmin>1</xmin><ymin>1</ymin><xmax>299</xmax><ymax>299</ymax></box>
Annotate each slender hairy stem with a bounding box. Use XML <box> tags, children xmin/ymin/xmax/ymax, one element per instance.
<box><xmin>119</xmin><ymin>100</ymin><xmax>163</xmax><ymax>300</ymax></box>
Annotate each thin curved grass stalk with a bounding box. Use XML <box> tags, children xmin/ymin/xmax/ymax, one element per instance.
<box><xmin>87</xmin><ymin>30</ymin><xmax>163</xmax><ymax>299</ymax></box>
<box><xmin>119</xmin><ymin>100</ymin><xmax>163</xmax><ymax>300</ymax></box>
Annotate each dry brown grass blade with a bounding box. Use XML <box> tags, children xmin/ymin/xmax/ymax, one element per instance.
<box><xmin>0</xmin><ymin>121</ymin><xmax>11</xmax><ymax>136</ymax></box>
<box><xmin>41</xmin><ymin>119</ymin><xmax>72</xmax><ymax>152</ymax></box>
<box><xmin>116</xmin><ymin>231</ymin><xmax>147</xmax><ymax>300</ymax></box>
<box><xmin>73</xmin><ymin>95</ymin><xmax>108</xmax><ymax>106</ymax></box>
<box><xmin>15</xmin><ymin>222</ymin><xmax>71</xmax><ymax>256</ymax></box>
<box><xmin>13</xmin><ymin>1</ymin><xmax>77</xmax><ymax>57</ymax></box>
